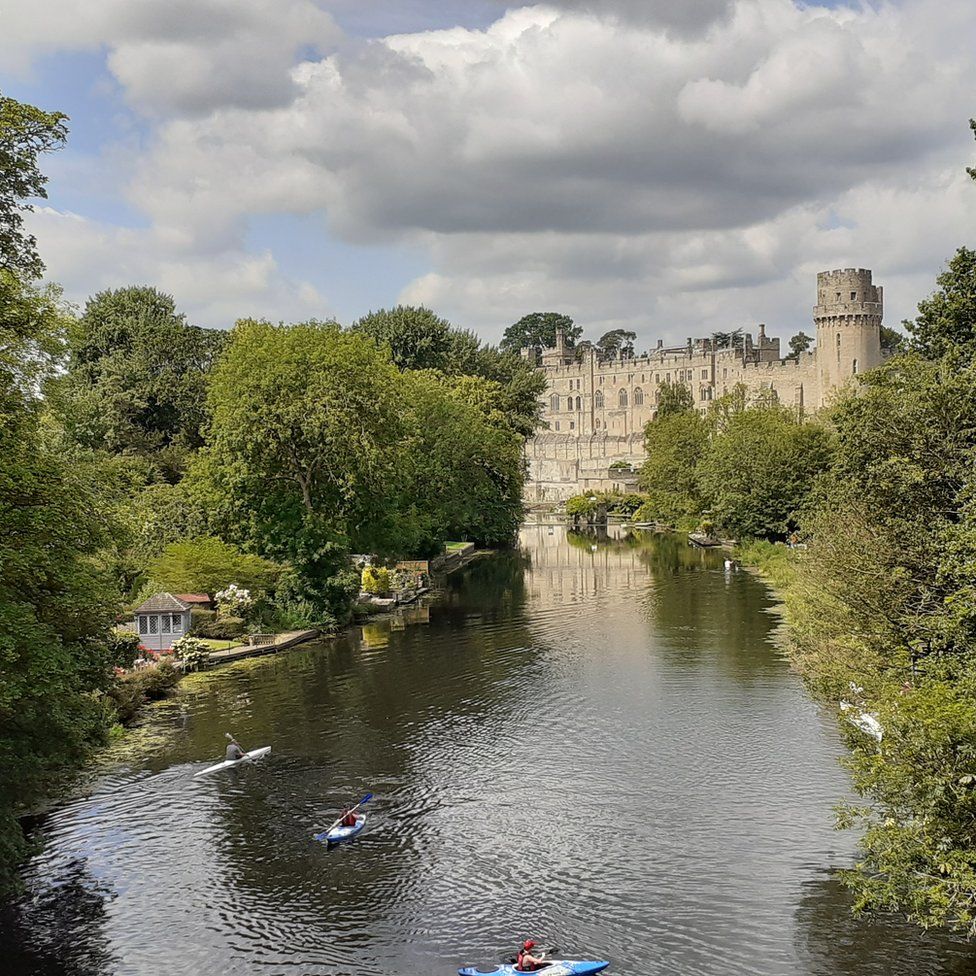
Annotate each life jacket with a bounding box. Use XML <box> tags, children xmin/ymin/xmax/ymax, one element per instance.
<box><xmin>516</xmin><ymin>950</ymin><xmax>538</xmax><ymax>972</ymax></box>
<box><xmin>342</xmin><ymin>812</ymin><xmax>357</xmax><ymax>826</ymax></box>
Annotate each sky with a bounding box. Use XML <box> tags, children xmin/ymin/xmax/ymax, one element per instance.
<box><xmin>1</xmin><ymin>0</ymin><xmax>974</xmax><ymax>348</ymax></box>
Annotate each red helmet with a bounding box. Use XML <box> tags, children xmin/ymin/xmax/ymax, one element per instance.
<box><xmin>523</xmin><ymin>941</ymin><xmax>536</xmax><ymax>951</ymax></box>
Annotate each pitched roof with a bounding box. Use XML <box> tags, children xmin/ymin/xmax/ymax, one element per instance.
<box><xmin>134</xmin><ymin>592</ymin><xmax>191</xmax><ymax>614</ymax></box>
<box><xmin>175</xmin><ymin>593</ymin><xmax>211</xmax><ymax>604</ymax></box>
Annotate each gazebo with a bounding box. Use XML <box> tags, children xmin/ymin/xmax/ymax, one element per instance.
<box><xmin>133</xmin><ymin>593</ymin><xmax>192</xmax><ymax>652</ymax></box>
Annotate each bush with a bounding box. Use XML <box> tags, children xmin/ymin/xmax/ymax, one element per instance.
<box><xmin>107</xmin><ymin>630</ymin><xmax>141</xmax><ymax>670</ymax></box>
<box><xmin>173</xmin><ymin>634</ymin><xmax>210</xmax><ymax>673</ymax></box>
<box><xmin>193</xmin><ymin>614</ymin><xmax>245</xmax><ymax>639</ymax></box>
<box><xmin>190</xmin><ymin>607</ymin><xmax>216</xmax><ymax>632</ymax></box>
<box><xmin>215</xmin><ymin>582</ymin><xmax>254</xmax><ymax>618</ymax></box>
<box><xmin>107</xmin><ymin>659</ymin><xmax>181</xmax><ymax>724</ymax></box>
<box><xmin>362</xmin><ymin>565</ymin><xmax>392</xmax><ymax>595</ymax></box>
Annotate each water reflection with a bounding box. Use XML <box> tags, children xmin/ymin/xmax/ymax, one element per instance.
<box><xmin>3</xmin><ymin>525</ymin><xmax>975</xmax><ymax>975</ymax></box>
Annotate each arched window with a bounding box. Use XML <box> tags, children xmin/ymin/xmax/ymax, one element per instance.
<box><xmin>633</xmin><ymin>387</ymin><xmax>644</xmax><ymax>406</ymax></box>
<box><xmin>575</xmin><ymin>396</ymin><xmax>582</xmax><ymax>411</ymax></box>
<box><xmin>619</xmin><ymin>388</ymin><xmax>628</xmax><ymax>408</ymax></box>
<box><xmin>852</xmin><ymin>359</ymin><xmax>858</xmax><ymax>375</ymax></box>
<box><xmin>595</xmin><ymin>391</ymin><xmax>604</xmax><ymax>409</ymax></box>
<box><xmin>550</xmin><ymin>394</ymin><xmax>560</xmax><ymax>412</ymax></box>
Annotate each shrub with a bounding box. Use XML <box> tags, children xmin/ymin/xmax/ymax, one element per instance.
<box><xmin>173</xmin><ymin>635</ymin><xmax>210</xmax><ymax>673</ymax></box>
<box><xmin>361</xmin><ymin>565</ymin><xmax>391</xmax><ymax>595</ymax></box>
<box><xmin>193</xmin><ymin>614</ymin><xmax>245</xmax><ymax>639</ymax></box>
<box><xmin>107</xmin><ymin>630</ymin><xmax>141</xmax><ymax>670</ymax></box>
<box><xmin>107</xmin><ymin>659</ymin><xmax>181</xmax><ymax>724</ymax></box>
<box><xmin>215</xmin><ymin>582</ymin><xmax>253</xmax><ymax>618</ymax></box>
<box><xmin>190</xmin><ymin>607</ymin><xmax>216</xmax><ymax>632</ymax></box>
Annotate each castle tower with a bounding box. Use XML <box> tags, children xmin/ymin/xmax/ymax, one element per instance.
<box><xmin>814</xmin><ymin>268</ymin><xmax>883</xmax><ymax>405</ymax></box>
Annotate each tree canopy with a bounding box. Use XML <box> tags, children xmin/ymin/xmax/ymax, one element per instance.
<box><xmin>654</xmin><ymin>378</ymin><xmax>695</xmax><ymax>419</ymax></box>
<box><xmin>904</xmin><ymin>247</ymin><xmax>976</xmax><ymax>365</ymax></box>
<box><xmin>596</xmin><ymin>328</ymin><xmax>636</xmax><ymax>361</ymax></box>
<box><xmin>0</xmin><ymin>93</ymin><xmax>68</xmax><ymax>279</ymax></box>
<box><xmin>788</xmin><ymin>331</ymin><xmax>812</xmax><ymax>358</ymax></box>
<box><xmin>55</xmin><ymin>286</ymin><xmax>227</xmax><ymax>480</ymax></box>
<box><xmin>500</xmin><ymin>311</ymin><xmax>581</xmax><ymax>353</ymax></box>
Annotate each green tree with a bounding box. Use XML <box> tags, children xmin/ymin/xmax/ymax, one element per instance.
<box><xmin>352</xmin><ymin>305</ymin><xmax>477</xmax><ymax>372</ymax></box>
<box><xmin>904</xmin><ymin>247</ymin><xmax>976</xmax><ymax>364</ymax></box>
<box><xmin>788</xmin><ymin>331</ymin><xmax>812</xmax><ymax>358</ymax></box>
<box><xmin>879</xmin><ymin>324</ymin><xmax>906</xmax><ymax>354</ymax></box>
<box><xmin>500</xmin><ymin>311</ymin><xmax>581</xmax><ymax>353</ymax></box>
<box><xmin>639</xmin><ymin>410</ymin><xmax>709</xmax><ymax>522</ymax></box>
<box><xmin>596</xmin><ymin>329</ymin><xmax>637</xmax><ymax>361</ymax></box>
<box><xmin>697</xmin><ymin>403</ymin><xmax>833</xmax><ymax>538</ymax></box>
<box><xmin>0</xmin><ymin>272</ymin><xmax>124</xmax><ymax>893</ymax></box>
<box><xmin>148</xmin><ymin>537</ymin><xmax>281</xmax><ymax>597</ymax></box>
<box><xmin>0</xmin><ymin>93</ymin><xmax>68</xmax><ymax>278</ymax></box>
<box><xmin>56</xmin><ymin>286</ymin><xmax>227</xmax><ymax>479</ymax></box>
<box><xmin>195</xmin><ymin>320</ymin><xmax>406</xmax><ymax>611</ymax></box>
<box><xmin>655</xmin><ymin>378</ymin><xmax>695</xmax><ymax>419</ymax></box>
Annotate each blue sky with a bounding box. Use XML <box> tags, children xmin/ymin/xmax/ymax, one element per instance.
<box><xmin>2</xmin><ymin>0</ymin><xmax>974</xmax><ymax>344</ymax></box>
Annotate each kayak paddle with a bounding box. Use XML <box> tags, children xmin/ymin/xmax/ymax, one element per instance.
<box><xmin>314</xmin><ymin>792</ymin><xmax>373</xmax><ymax>841</ymax></box>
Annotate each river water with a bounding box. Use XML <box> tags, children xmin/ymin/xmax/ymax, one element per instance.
<box><xmin>4</xmin><ymin>526</ymin><xmax>976</xmax><ymax>976</ymax></box>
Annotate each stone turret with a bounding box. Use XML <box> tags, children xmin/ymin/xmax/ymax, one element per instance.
<box><xmin>814</xmin><ymin>268</ymin><xmax>883</xmax><ymax>404</ymax></box>
<box><xmin>540</xmin><ymin>327</ymin><xmax>574</xmax><ymax>366</ymax></box>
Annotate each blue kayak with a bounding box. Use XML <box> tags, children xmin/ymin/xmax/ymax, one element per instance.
<box><xmin>315</xmin><ymin>814</ymin><xmax>366</xmax><ymax>845</ymax></box>
<box><xmin>459</xmin><ymin>962</ymin><xmax>609</xmax><ymax>976</ymax></box>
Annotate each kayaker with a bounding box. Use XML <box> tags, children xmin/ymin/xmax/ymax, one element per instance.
<box><xmin>340</xmin><ymin>807</ymin><xmax>358</xmax><ymax>827</ymax></box>
<box><xmin>516</xmin><ymin>940</ymin><xmax>547</xmax><ymax>972</ymax></box>
<box><xmin>225</xmin><ymin>735</ymin><xmax>245</xmax><ymax>762</ymax></box>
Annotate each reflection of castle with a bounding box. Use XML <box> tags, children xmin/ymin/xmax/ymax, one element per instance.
<box><xmin>524</xmin><ymin>269</ymin><xmax>884</xmax><ymax>500</ymax></box>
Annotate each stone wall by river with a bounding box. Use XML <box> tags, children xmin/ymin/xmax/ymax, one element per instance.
<box><xmin>2</xmin><ymin>526</ymin><xmax>974</xmax><ymax>975</ymax></box>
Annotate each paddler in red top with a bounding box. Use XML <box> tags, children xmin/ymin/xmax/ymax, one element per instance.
<box><xmin>516</xmin><ymin>941</ymin><xmax>547</xmax><ymax>972</ymax></box>
<box><xmin>340</xmin><ymin>807</ymin><xmax>358</xmax><ymax>827</ymax></box>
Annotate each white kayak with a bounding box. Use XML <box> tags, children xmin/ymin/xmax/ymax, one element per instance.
<box><xmin>194</xmin><ymin>745</ymin><xmax>271</xmax><ymax>777</ymax></box>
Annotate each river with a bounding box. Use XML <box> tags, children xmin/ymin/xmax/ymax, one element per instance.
<box><xmin>3</xmin><ymin>526</ymin><xmax>975</xmax><ymax>976</ymax></box>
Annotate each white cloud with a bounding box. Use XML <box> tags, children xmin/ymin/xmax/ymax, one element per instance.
<box><xmin>29</xmin><ymin>208</ymin><xmax>332</xmax><ymax>328</ymax></box>
<box><xmin>6</xmin><ymin>0</ymin><xmax>976</xmax><ymax>344</ymax></box>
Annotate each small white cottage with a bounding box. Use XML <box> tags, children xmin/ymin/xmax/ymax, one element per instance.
<box><xmin>133</xmin><ymin>593</ymin><xmax>192</xmax><ymax>652</ymax></box>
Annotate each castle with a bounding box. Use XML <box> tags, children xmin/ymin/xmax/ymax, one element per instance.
<box><xmin>524</xmin><ymin>268</ymin><xmax>884</xmax><ymax>501</ymax></box>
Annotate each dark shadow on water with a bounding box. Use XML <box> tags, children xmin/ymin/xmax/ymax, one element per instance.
<box><xmin>0</xmin><ymin>858</ymin><xmax>115</xmax><ymax>976</ymax></box>
<box><xmin>794</xmin><ymin>871</ymin><xmax>976</xmax><ymax>975</ymax></box>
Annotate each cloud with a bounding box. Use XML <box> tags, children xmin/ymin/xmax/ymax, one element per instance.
<box><xmin>0</xmin><ymin>0</ymin><xmax>340</xmax><ymax>115</ymax></box>
<box><xmin>7</xmin><ymin>0</ymin><xmax>976</xmax><ymax>347</ymax></box>
<box><xmin>29</xmin><ymin>208</ymin><xmax>331</xmax><ymax>328</ymax></box>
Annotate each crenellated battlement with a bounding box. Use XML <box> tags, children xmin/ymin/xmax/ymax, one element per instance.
<box><xmin>525</xmin><ymin>268</ymin><xmax>884</xmax><ymax>500</ymax></box>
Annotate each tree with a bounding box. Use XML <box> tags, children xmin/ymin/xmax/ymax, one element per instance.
<box><xmin>596</xmin><ymin>329</ymin><xmax>636</xmax><ymax>361</ymax></box>
<box><xmin>696</xmin><ymin>403</ymin><xmax>833</xmax><ymax>538</ymax></box>
<box><xmin>639</xmin><ymin>410</ymin><xmax>710</xmax><ymax>523</ymax></box>
<box><xmin>0</xmin><ymin>271</ymin><xmax>124</xmax><ymax>893</ymax></box>
<box><xmin>56</xmin><ymin>286</ymin><xmax>227</xmax><ymax>479</ymax></box>
<box><xmin>879</xmin><ymin>325</ymin><xmax>906</xmax><ymax>354</ymax></box>
<box><xmin>148</xmin><ymin>537</ymin><xmax>281</xmax><ymax>597</ymax></box>
<box><xmin>0</xmin><ymin>93</ymin><xmax>68</xmax><ymax>279</ymax></box>
<box><xmin>711</xmin><ymin>328</ymin><xmax>743</xmax><ymax>350</ymax></box>
<box><xmin>904</xmin><ymin>247</ymin><xmax>976</xmax><ymax>365</ymax></box>
<box><xmin>500</xmin><ymin>311</ymin><xmax>581</xmax><ymax>353</ymax></box>
<box><xmin>195</xmin><ymin>320</ymin><xmax>407</xmax><ymax>610</ymax></box>
<box><xmin>655</xmin><ymin>378</ymin><xmax>695</xmax><ymax>419</ymax></box>
<box><xmin>352</xmin><ymin>305</ymin><xmax>476</xmax><ymax>372</ymax></box>
<box><xmin>788</xmin><ymin>331</ymin><xmax>812</xmax><ymax>358</ymax></box>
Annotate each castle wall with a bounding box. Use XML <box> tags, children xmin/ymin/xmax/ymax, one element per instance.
<box><xmin>525</xmin><ymin>268</ymin><xmax>883</xmax><ymax>501</ymax></box>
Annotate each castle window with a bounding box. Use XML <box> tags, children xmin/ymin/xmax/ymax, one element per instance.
<box><xmin>595</xmin><ymin>391</ymin><xmax>604</xmax><ymax>408</ymax></box>
<box><xmin>852</xmin><ymin>359</ymin><xmax>858</xmax><ymax>375</ymax></box>
<box><xmin>836</xmin><ymin>332</ymin><xmax>841</xmax><ymax>363</ymax></box>
<box><xmin>570</xmin><ymin>421</ymin><xmax>575</xmax><ymax>430</ymax></box>
<box><xmin>851</xmin><ymin>292</ymin><xmax>857</xmax><ymax>301</ymax></box>
<box><xmin>550</xmin><ymin>394</ymin><xmax>560</xmax><ymax>411</ymax></box>
<box><xmin>701</xmin><ymin>369</ymin><xmax>708</xmax><ymax>380</ymax></box>
<box><xmin>599</xmin><ymin>376</ymin><xmax>603</xmax><ymax>385</ymax></box>
<box><xmin>555</xmin><ymin>421</ymin><xmax>560</xmax><ymax>431</ymax></box>
<box><xmin>575</xmin><ymin>396</ymin><xmax>582</xmax><ymax>411</ymax></box>
<box><xmin>655</xmin><ymin>373</ymin><xmax>659</xmax><ymax>382</ymax></box>
<box><xmin>723</xmin><ymin>368</ymin><xmax>728</xmax><ymax>379</ymax></box>
<box><xmin>633</xmin><ymin>387</ymin><xmax>644</xmax><ymax>406</ymax></box>
<box><xmin>836</xmin><ymin>292</ymin><xmax>841</xmax><ymax>301</ymax></box>
<box><xmin>618</xmin><ymin>389</ymin><xmax>628</xmax><ymax>408</ymax></box>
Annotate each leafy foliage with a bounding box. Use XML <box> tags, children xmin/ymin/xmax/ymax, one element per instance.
<box><xmin>904</xmin><ymin>247</ymin><xmax>976</xmax><ymax>365</ymax></box>
<box><xmin>788</xmin><ymin>331</ymin><xmax>812</xmax><ymax>357</ymax></box>
<box><xmin>361</xmin><ymin>565</ymin><xmax>392</xmax><ymax>595</ymax></box>
<box><xmin>0</xmin><ymin>93</ymin><xmax>68</xmax><ymax>278</ymax></box>
<box><xmin>654</xmin><ymin>378</ymin><xmax>695</xmax><ymax>419</ymax></box>
<box><xmin>596</xmin><ymin>329</ymin><xmax>636</xmax><ymax>361</ymax></box>
<box><xmin>639</xmin><ymin>409</ymin><xmax>709</xmax><ymax>523</ymax></box>
<box><xmin>500</xmin><ymin>311</ymin><xmax>581</xmax><ymax>353</ymax></box>
<box><xmin>172</xmin><ymin>635</ymin><xmax>210</xmax><ymax>673</ymax></box>
<box><xmin>55</xmin><ymin>286</ymin><xmax>227</xmax><ymax>479</ymax></box>
<box><xmin>148</xmin><ymin>537</ymin><xmax>281</xmax><ymax>598</ymax></box>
